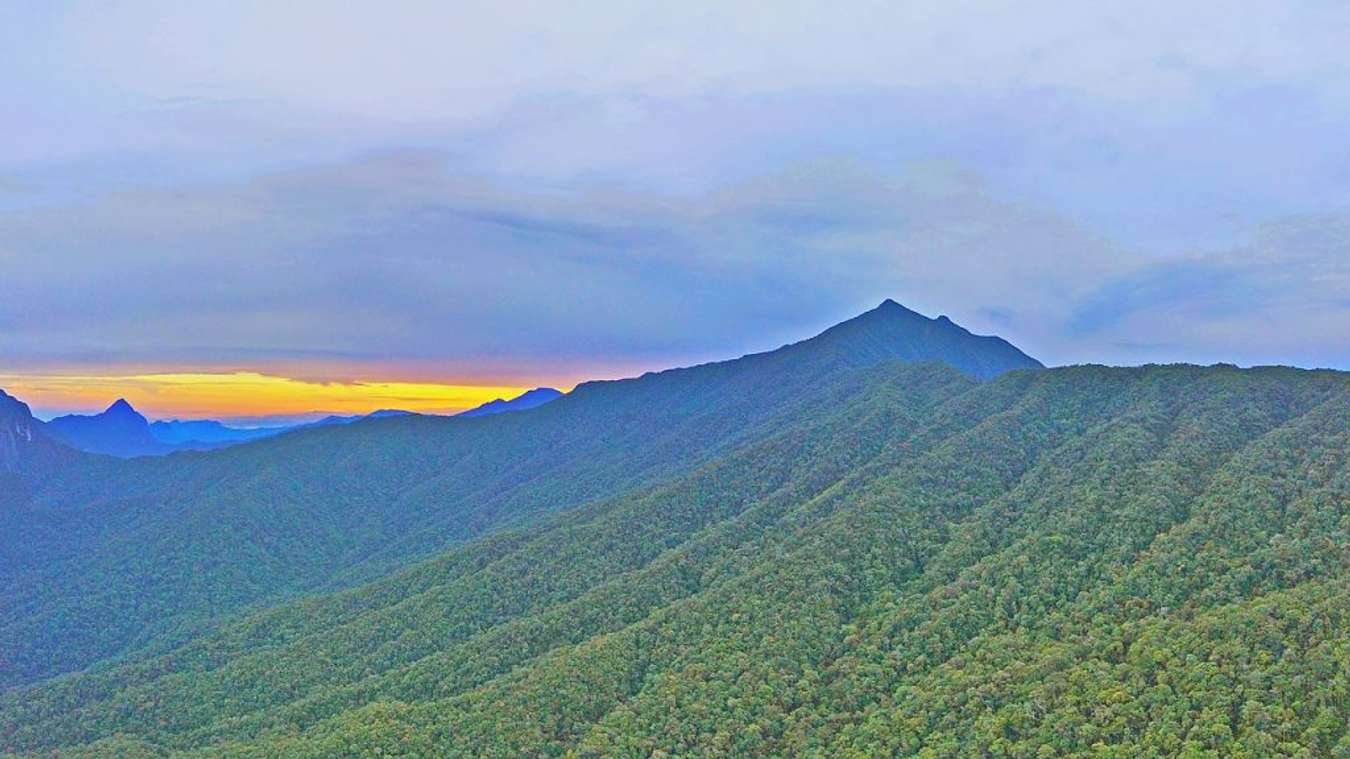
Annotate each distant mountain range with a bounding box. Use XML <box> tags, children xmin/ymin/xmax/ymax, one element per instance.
<box><xmin>148</xmin><ymin>418</ymin><xmax>285</xmax><ymax>446</ymax></box>
<box><xmin>26</xmin><ymin>387</ymin><xmax>565</xmax><ymax>458</ymax></box>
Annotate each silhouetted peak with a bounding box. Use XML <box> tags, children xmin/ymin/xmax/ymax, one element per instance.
<box><xmin>45</xmin><ymin>398</ymin><xmax>161</xmax><ymax>457</ymax></box>
<box><xmin>0</xmin><ymin>388</ymin><xmax>36</xmax><ymax>423</ymax></box>
<box><xmin>787</xmin><ymin>299</ymin><xmax>1043</xmax><ymax>380</ymax></box>
<box><xmin>517</xmin><ymin>388</ymin><xmax>563</xmax><ymax>400</ymax></box>
<box><xmin>873</xmin><ymin>298</ymin><xmax>921</xmax><ymax>316</ymax></box>
<box><xmin>458</xmin><ymin>387</ymin><xmax>563</xmax><ymax>418</ymax></box>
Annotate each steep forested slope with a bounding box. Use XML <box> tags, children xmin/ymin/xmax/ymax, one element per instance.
<box><xmin>4</xmin><ymin>363</ymin><xmax>1345</xmax><ymax>757</ymax></box>
<box><xmin>0</xmin><ymin>300</ymin><xmax>1035</xmax><ymax>688</ymax></box>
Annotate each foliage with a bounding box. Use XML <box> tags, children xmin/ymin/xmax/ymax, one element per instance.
<box><xmin>3</xmin><ymin>361</ymin><xmax>1347</xmax><ymax>757</ymax></box>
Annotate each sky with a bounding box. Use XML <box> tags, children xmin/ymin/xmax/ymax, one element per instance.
<box><xmin>3</xmin><ymin>1</ymin><xmax>1349</xmax><ymax>419</ymax></box>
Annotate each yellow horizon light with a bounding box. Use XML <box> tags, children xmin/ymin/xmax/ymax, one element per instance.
<box><xmin>0</xmin><ymin>371</ymin><xmax>547</xmax><ymax>420</ymax></box>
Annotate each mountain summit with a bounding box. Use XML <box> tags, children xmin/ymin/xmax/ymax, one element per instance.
<box><xmin>813</xmin><ymin>299</ymin><xmax>1040</xmax><ymax>378</ymax></box>
<box><xmin>756</xmin><ymin>299</ymin><xmax>1042</xmax><ymax>380</ymax></box>
<box><xmin>105</xmin><ymin>398</ymin><xmax>140</xmax><ymax>417</ymax></box>
<box><xmin>459</xmin><ymin>387</ymin><xmax>564</xmax><ymax>418</ymax></box>
<box><xmin>45</xmin><ymin>398</ymin><xmax>170</xmax><ymax>458</ymax></box>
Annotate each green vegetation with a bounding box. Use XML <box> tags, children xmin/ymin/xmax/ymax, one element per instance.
<box><xmin>0</xmin><ymin>300</ymin><xmax>1038</xmax><ymax>688</ymax></box>
<box><xmin>4</xmin><ymin>361</ymin><xmax>1347</xmax><ymax>757</ymax></box>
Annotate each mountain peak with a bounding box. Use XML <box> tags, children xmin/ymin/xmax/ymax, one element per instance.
<box><xmin>458</xmin><ymin>387</ymin><xmax>563</xmax><ymax>418</ymax></box>
<box><xmin>791</xmin><ymin>299</ymin><xmax>1043</xmax><ymax>380</ymax></box>
<box><xmin>875</xmin><ymin>297</ymin><xmax>919</xmax><ymax>315</ymax></box>
<box><xmin>101</xmin><ymin>399</ymin><xmax>149</xmax><ymax>426</ymax></box>
<box><xmin>0</xmin><ymin>388</ymin><xmax>36</xmax><ymax>425</ymax></box>
<box><xmin>47</xmin><ymin>398</ymin><xmax>162</xmax><ymax>457</ymax></box>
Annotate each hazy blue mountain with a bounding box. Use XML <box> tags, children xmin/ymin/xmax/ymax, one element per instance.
<box><xmin>44</xmin><ymin>399</ymin><xmax>173</xmax><ymax>458</ymax></box>
<box><xmin>458</xmin><ymin>387</ymin><xmax>563</xmax><ymax>417</ymax></box>
<box><xmin>291</xmin><ymin>408</ymin><xmax>416</xmax><ymax>430</ymax></box>
<box><xmin>131</xmin><ymin>407</ymin><xmax>413</xmax><ymax>448</ymax></box>
<box><xmin>149</xmin><ymin>419</ymin><xmax>285</xmax><ymax>446</ymax></box>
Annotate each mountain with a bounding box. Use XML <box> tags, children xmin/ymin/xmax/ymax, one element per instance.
<box><xmin>458</xmin><ymin>387</ymin><xmax>563</xmax><ymax>417</ymax></box>
<box><xmin>11</xmin><ymin>301</ymin><xmax>1348</xmax><ymax>756</ymax></box>
<box><xmin>0</xmin><ymin>300</ymin><xmax>1041</xmax><ymax>688</ymax></box>
<box><xmin>0</xmin><ymin>389</ymin><xmax>40</xmax><ymax>470</ymax></box>
<box><xmin>43</xmin><ymin>398</ymin><xmax>173</xmax><ymax>458</ymax></box>
<box><xmin>2</xmin><ymin>361</ymin><xmax>1345</xmax><ymax>758</ymax></box>
<box><xmin>112</xmin><ymin>409</ymin><xmax>415</xmax><ymax>451</ymax></box>
<box><xmin>149</xmin><ymin>419</ymin><xmax>285</xmax><ymax>446</ymax></box>
<box><xmin>0</xmin><ymin>389</ymin><xmax>71</xmax><ymax>479</ymax></box>
<box><xmin>0</xmin><ymin>389</ymin><xmax>87</xmax><ymax>534</ymax></box>
<box><xmin>780</xmin><ymin>298</ymin><xmax>1043</xmax><ymax>379</ymax></box>
<box><xmin>289</xmin><ymin>408</ymin><xmax>416</xmax><ymax>430</ymax></box>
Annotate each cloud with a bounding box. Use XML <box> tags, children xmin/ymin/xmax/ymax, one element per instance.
<box><xmin>39</xmin><ymin>2</ymin><xmax>1350</xmax><ymax>119</ymax></box>
<box><xmin>2</xmin><ymin>4</ymin><xmax>1349</xmax><ymax>375</ymax></box>
<box><xmin>1068</xmin><ymin>263</ymin><xmax>1250</xmax><ymax>334</ymax></box>
<box><xmin>1067</xmin><ymin>215</ymin><xmax>1350</xmax><ymax>366</ymax></box>
<box><xmin>5</xmin><ymin>149</ymin><xmax>1344</xmax><ymax>375</ymax></box>
<box><xmin>7</xmin><ymin>1</ymin><xmax>1350</xmax><ymax>252</ymax></box>
<box><xmin>0</xmin><ymin>153</ymin><xmax>1116</xmax><ymax>374</ymax></box>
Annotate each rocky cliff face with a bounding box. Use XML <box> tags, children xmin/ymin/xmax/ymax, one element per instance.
<box><xmin>0</xmin><ymin>389</ymin><xmax>40</xmax><ymax>472</ymax></box>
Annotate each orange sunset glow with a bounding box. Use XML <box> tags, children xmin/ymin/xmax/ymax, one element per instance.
<box><xmin>0</xmin><ymin>372</ymin><xmax>543</xmax><ymax>420</ymax></box>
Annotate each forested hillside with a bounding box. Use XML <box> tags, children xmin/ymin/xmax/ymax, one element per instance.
<box><xmin>4</xmin><ymin>361</ymin><xmax>1346</xmax><ymax>757</ymax></box>
<box><xmin>0</xmin><ymin>300</ymin><xmax>1037</xmax><ymax>689</ymax></box>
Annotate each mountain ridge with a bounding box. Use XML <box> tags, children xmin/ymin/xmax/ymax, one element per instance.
<box><xmin>457</xmin><ymin>387</ymin><xmax>563</xmax><ymax>418</ymax></box>
<box><xmin>570</xmin><ymin>300</ymin><xmax>1041</xmax><ymax>402</ymax></box>
<box><xmin>0</xmin><ymin>299</ymin><xmax>1043</xmax><ymax>687</ymax></box>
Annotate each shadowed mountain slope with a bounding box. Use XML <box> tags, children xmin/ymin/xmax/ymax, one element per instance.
<box><xmin>0</xmin><ymin>301</ymin><xmax>1039</xmax><ymax>688</ymax></box>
